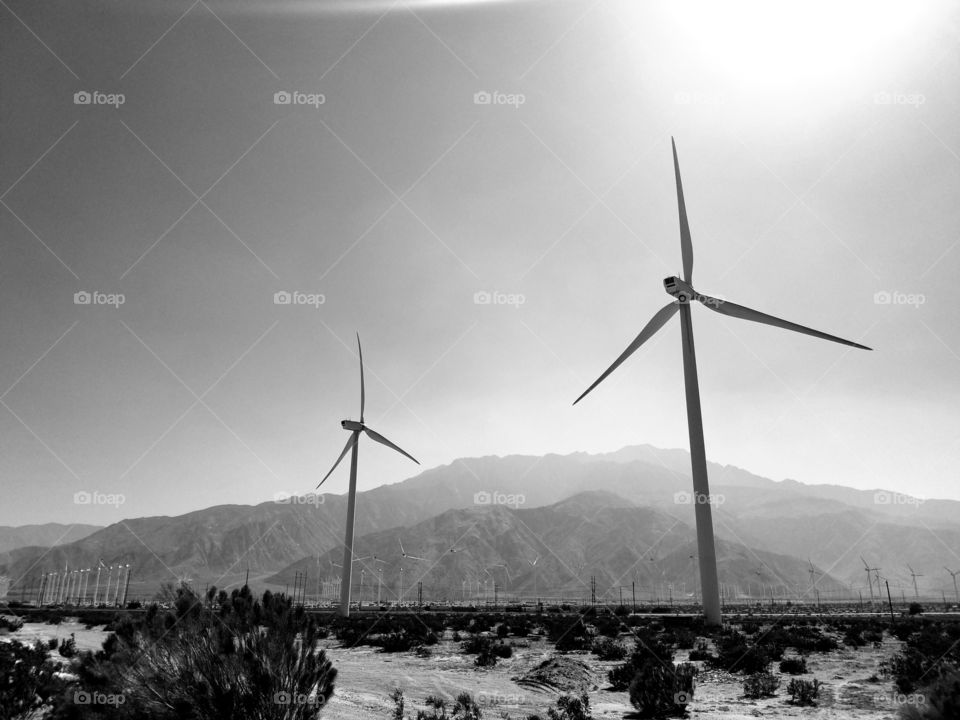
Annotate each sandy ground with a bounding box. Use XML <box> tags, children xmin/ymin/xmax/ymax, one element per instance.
<box><xmin>1</xmin><ymin>619</ymin><xmax>910</xmax><ymax>719</ymax></box>
<box><xmin>320</xmin><ymin>635</ymin><xmax>907</xmax><ymax>720</ymax></box>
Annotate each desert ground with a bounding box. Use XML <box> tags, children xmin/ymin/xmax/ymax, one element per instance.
<box><xmin>2</xmin><ymin>616</ymin><xmax>915</xmax><ymax>719</ymax></box>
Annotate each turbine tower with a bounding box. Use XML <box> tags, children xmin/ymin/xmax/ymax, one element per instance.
<box><xmin>317</xmin><ymin>334</ymin><xmax>419</xmax><ymax>617</ymax></box>
<box><xmin>574</xmin><ymin>138</ymin><xmax>872</xmax><ymax>626</ymax></box>
<box><xmin>907</xmin><ymin>565</ymin><xmax>923</xmax><ymax>599</ymax></box>
<box><xmin>944</xmin><ymin>567</ymin><xmax>959</xmax><ymax>605</ymax></box>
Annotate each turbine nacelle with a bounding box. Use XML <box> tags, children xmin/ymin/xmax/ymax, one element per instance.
<box><xmin>341</xmin><ymin>419</ymin><xmax>364</xmax><ymax>431</ymax></box>
<box><xmin>663</xmin><ymin>276</ymin><xmax>697</xmax><ymax>303</ymax></box>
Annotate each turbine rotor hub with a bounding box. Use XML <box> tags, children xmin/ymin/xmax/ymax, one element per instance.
<box><xmin>663</xmin><ymin>276</ymin><xmax>696</xmax><ymax>304</ymax></box>
<box><xmin>341</xmin><ymin>420</ymin><xmax>364</xmax><ymax>431</ymax></box>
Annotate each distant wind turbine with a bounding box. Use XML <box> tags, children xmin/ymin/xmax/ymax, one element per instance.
<box><xmin>574</xmin><ymin>137</ymin><xmax>871</xmax><ymax>626</ymax></box>
<box><xmin>316</xmin><ymin>334</ymin><xmax>419</xmax><ymax>617</ymax></box>
<box><xmin>907</xmin><ymin>565</ymin><xmax>924</xmax><ymax>598</ymax></box>
<box><xmin>398</xmin><ymin>539</ymin><xmax>425</xmax><ymax>561</ymax></box>
<box><xmin>944</xmin><ymin>567</ymin><xmax>959</xmax><ymax>605</ymax></box>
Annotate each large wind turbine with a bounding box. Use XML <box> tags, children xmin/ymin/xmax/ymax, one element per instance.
<box><xmin>317</xmin><ymin>334</ymin><xmax>419</xmax><ymax>617</ymax></box>
<box><xmin>574</xmin><ymin>138</ymin><xmax>871</xmax><ymax>626</ymax></box>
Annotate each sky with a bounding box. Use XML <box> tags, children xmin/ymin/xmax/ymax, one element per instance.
<box><xmin>0</xmin><ymin>0</ymin><xmax>958</xmax><ymax>526</ymax></box>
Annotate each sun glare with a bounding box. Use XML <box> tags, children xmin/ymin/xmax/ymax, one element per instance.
<box><xmin>658</xmin><ymin>0</ymin><xmax>935</xmax><ymax>92</ymax></box>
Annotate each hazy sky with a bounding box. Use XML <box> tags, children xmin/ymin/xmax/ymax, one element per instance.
<box><xmin>1</xmin><ymin>0</ymin><xmax>958</xmax><ymax>526</ymax></box>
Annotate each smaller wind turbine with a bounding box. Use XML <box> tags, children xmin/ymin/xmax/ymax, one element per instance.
<box><xmin>907</xmin><ymin>565</ymin><xmax>924</xmax><ymax>598</ymax></box>
<box><xmin>807</xmin><ymin>559</ymin><xmax>817</xmax><ymax>589</ymax></box>
<box><xmin>398</xmin><ymin>539</ymin><xmax>425</xmax><ymax>561</ymax></box>
<box><xmin>316</xmin><ymin>334</ymin><xmax>419</xmax><ymax>617</ymax></box>
<box><xmin>944</xmin><ymin>567</ymin><xmax>959</xmax><ymax>605</ymax></box>
<box><xmin>860</xmin><ymin>556</ymin><xmax>878</xmax><ymax>601</ymax></box>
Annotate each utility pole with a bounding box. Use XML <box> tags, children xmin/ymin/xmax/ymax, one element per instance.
<box><xmin>885</xmin><ymin>580</ymin><xmax>895</xmax><ymax>623</ymax></box>
<box><xmin>632</xmin><ymin>581</ymin><xmax>636</xmax><ymax>612</ymax></box>
<box><xmin>122</xmin><ymin>568</ymin><xmax>132</xmax><ymax>606</ymax></box>
<box><xmin>418</xmin><ymin>581</ymin><xmax>423</xmax><ymax>611</ymax></box>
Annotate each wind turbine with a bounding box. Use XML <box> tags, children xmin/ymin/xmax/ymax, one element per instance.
<box><xmin>573</xmin><ymin>138</ymin><xmax>871</xmax><ymax>625</ymax></box>
<box><xmin>807</xmin><ymin>559</ymin><xmax>817</xmax><ymax>590</ymax></box>
<box><xmin>528</xmin><ymin>554</ymin><xmax>540</xmax><ymax>599</ymax></box>
<box><xmin>860</xmin><ymin>556</ymin><xmax>878</xmax><ymax>602</ymax></box>
<box><xmin>907</xmin><ymin>565</ymin><xmax>923</xmax><ymax>598</ymax></box>
<box><xmin>316</xmin><ymin>334</ymin><xmax>419</xmax><ymax>617</ymax></box>
<box><xmin>944</xmin><ymin>567</ymin><xmax>959</xmax><ymax>605</ymax></box>
<box><xmin>398</xmin><ymin>539</ymin><xmax>425</xmax><ymax>562</ymax></box>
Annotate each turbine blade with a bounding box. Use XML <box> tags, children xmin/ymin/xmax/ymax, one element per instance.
<box><xmin>696</xmin><ymin>294</ymin><xmax>871</xmax><ymax>350</ymax></box>
<box><xmin>672</xmin><ymin>137</ymin><xmax>693</xmax><ymax>284</ymax></box>
<box><xmin>357</xmin><ymin>333</ymin><xmax>365</xmax><ymax>423</ymax></box>
<box><xmin>363</xmin><ymin>427</ymin><xmax>419</xmax><ymax>465</ymax></box>
<box><xmin>573</xmin><ymin>302</ymin><xmax>679</xmax><ymax>405</ymax></box>
<box><xmin>316</xmin><ymin>433</ymin><xmax>357</xmax><ymax>489</ymax></box>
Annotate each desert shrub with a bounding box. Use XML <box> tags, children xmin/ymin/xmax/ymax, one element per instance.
<box><xmin>628</xmin><ymin>662</ymin><xmax>697</xmax><ymax>718</ymax></box>
<box><xmin>709</xmin><ymin>631</ymin><xmax>774</xmax><ymax>674</ymax></box>
<box><xmin>786</xmin><ymin>678</ymin><xmax>822</xmax><ymax>706</ymax></box>
<box><xmin>531</xmin><ymin>693</ymin><xmax>592</xmax><ymax>720</ymax></box>
<box><xmin>743</xmin><ymin>671</ymin><xmax>780</xmax><ymax>699</ymax></box>
<box><xmin>497</xmin><ymin>624</ymin><xmax>510</xmax><ymax>639</ymax></box>
<box><xmin>882</xmin><ymin>621</ymin><xmax>960</xmax><ymax>694</ymax></box>
<box><xmin>461</xmin><ymin>634</ymin><xmax>511</xmax><ymax>667</ymax></box>
<box><xmin>674</xmin><ymin>629</ymin><xmax>696</xmax><ymax>650</ymax></box>
<box><xmin>688</xmin><ymin>639</ymin><xmax>711</xmax><ymax>662</ymax></box>
<box><xmin>549</xmin><ymin>619</ymin><xmax>592</xmax><ymax>652</ymax></box>
<box><xmin>909</xmin><ymin>603</ymin><xmax>924</xmax><ymax>616</ymax></box>
<box><xmin>57</xmin><ymin>633</ymin><xmax>77</xmax><ymax>658</ymax></box>
<box><xmin>47</xmin><ymin>637</ymin><xmax>59</xmax><ymax>650</ymax></box>
<box><xmin>779</xmin><ymin>656</ymin><xmax>808</xmax><ymax>674</ymax></box>
<box><xmin>591</xmin><ymin>637</ymin><xmax>627</xmax><ymax>661</ymax></box>
<box><xmin>898</xmin><ymin>665</ymin><xmax>960</xmax><ymax>720</ymax></box>
<box><xmin>0</xmin><ymin>639</ymin><xmax>66</xmax><ymax>720</ymax></box>
<box><xmin>0</xmin><ymin>615</ymin><xmax>24</xmax><ymax>632</ymax></box>
<box><xmin>407</xmin><ymin>692</ymin><xmax>483</xmax><ymax>720</ymax></box>
<box><xmin>608</xmin><ymin>633</ymin><xmax>674</xmax><ymax>690</ymax></box>
<box><xmin>50</xmin><ymin>585</ymin><xmax>337</xmax><ymax>720</ymax></box>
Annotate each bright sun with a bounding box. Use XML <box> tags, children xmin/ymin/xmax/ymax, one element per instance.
<box><xmin>657</xmin><ymin>0</ymin><xmax>935</xmax><ymax>92</ymax></box>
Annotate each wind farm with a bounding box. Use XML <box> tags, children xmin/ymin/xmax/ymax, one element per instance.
<box><xmin>2</xmin><ymin>0</ymin><xmax>959</xmax><ymax>718</ymax></box>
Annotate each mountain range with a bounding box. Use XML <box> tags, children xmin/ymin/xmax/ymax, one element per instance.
<box><xmin>2</xmin><ymin>445</ymin><xmax>957</xmax><ymax>603</ymax></box>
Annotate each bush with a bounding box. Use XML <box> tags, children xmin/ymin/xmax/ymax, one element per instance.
<box><xmin>608</xmin><ymin>633</ymin><xmax>674</xmax><ymax>691</ymax></box>
<box><xmin>909</xmin><ymin>603</ymin><xmax>924</xmax><ymax>616</ymax></box>
<box><xmin>52</xmin><ymin>585</ymin><xmax>337</xmax><ymax>719</ymax></box>
<box><xmin>778</xmin><ymin>656</ymin><xmax>808</xmax><ymax>674</ymax></box>
<box><xmin>395</xmin><ymin>691</ymin><xmax>484</xmax><ymax>720</ymax></box>
<box><xmin>688</xmin><ymin>640</ymin><xmax>711</xmax><ymax>662</ymax></box>
<box><xmin>591</xmin><ymin>637</ymin><xmax>627</xmax><ymax>661</ymax></box>
<box><xmin>0</xmin><ymin>615</ymin><xmax>24</xmax><ymax>632</ymax></box>
<box><xmin>899</xmin><ymin>665</ymin><xmax>960</xmax><ymax>720</ymax></box>
<box><xmin>57</xmin><ymin>633</ymin><xmax>77</xmax><ymax>658</ymax></box>
<box><xmin>628</xmin><ymin>662</ymin><xmax>698</xmax><ymax>718</ymax></box>
<box><xmin>710</xmin><ymin>631</ymin><xmax>774</xmax><ymax>674</ymax></box>
<box><xmin>786</xmin><ymin>678</ymin><xmax>821</xmax><ymax>706</ymax></box>
<box><xmin>743</xmin><ymin>671</ymin><xmax>780</xmax><ymax>699</ymax></box>
<box><xmin>531</xmin><ymin>693</ymin><xmax>592</xmax><ymax>720</ymax></box>
<box><xmin>0</xmin><ymin>640</ymin><xmax>65</xmax><ymax>719</ymax></box>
